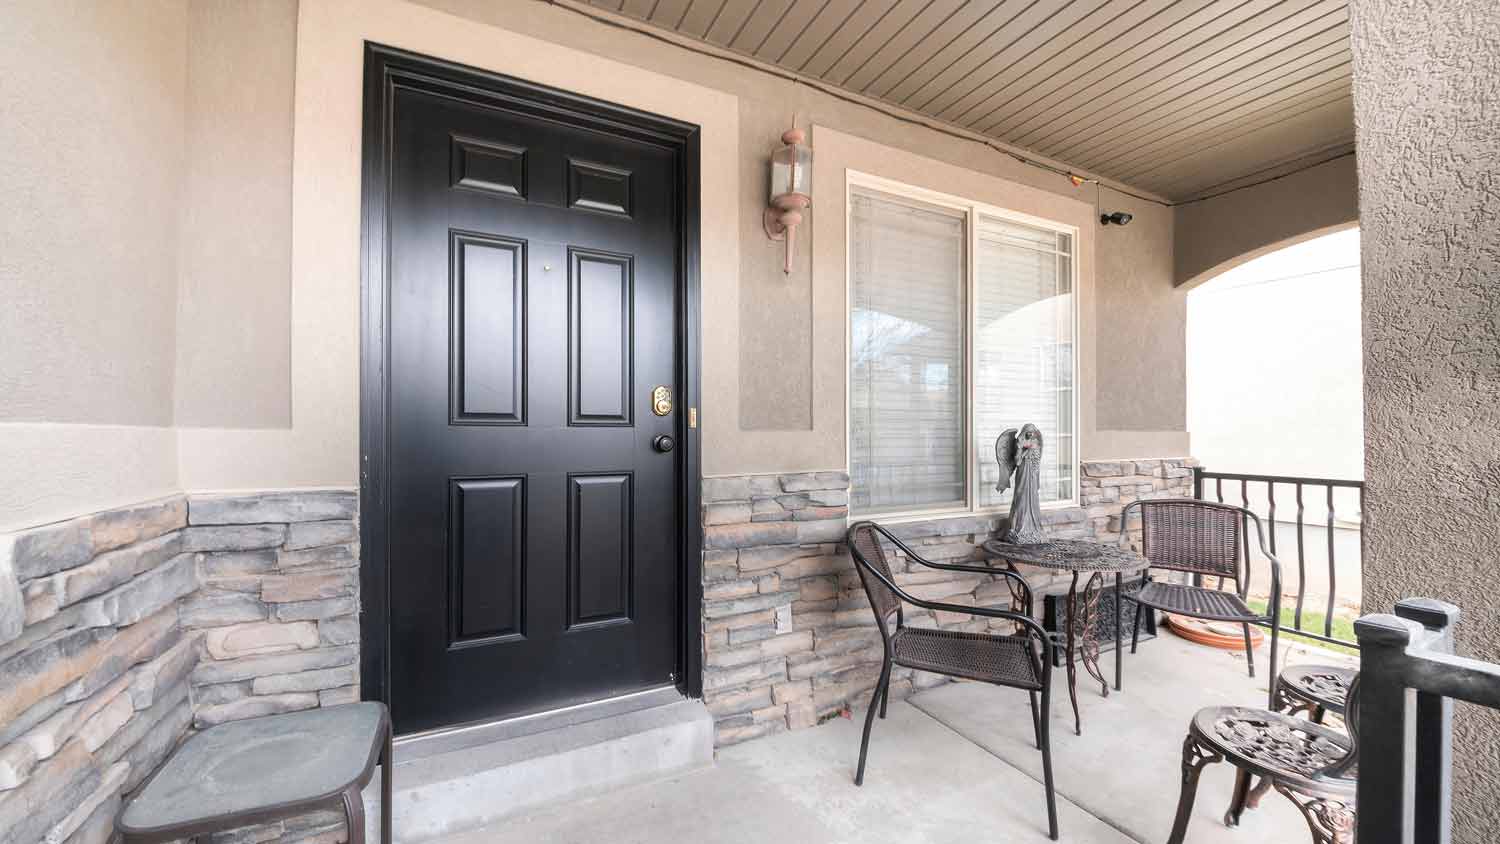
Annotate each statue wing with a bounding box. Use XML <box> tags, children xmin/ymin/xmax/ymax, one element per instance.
<box><xmin>995</xmin><ymin>428</ymin><xmax>1019</xmax><ymax>493</ymax></box>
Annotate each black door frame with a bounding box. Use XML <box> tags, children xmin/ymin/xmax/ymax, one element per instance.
<box><xmin>357</xmin><ymin>43</ymin><xmax>704</xmax><ymax>719</ymax></box>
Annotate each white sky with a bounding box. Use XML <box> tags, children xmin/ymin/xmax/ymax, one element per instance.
<box><xmin>1187</xmin><ymin>227</ymin><xmax>1364</xmax><ymax>487</ymax></box>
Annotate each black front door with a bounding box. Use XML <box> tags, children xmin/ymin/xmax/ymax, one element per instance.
<box><xmin>382</xmin><ymin>70</ymin><xmax>683</xmax><ymax>734</ymax></box>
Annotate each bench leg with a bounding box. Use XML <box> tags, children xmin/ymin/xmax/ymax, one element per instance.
<box><xmin>382</xmin><ymin>720</ymin><xmax>393</xmax><ymax>844</ymax></box>
<box><xmin>343</xmin><ymin>784</ymin><xmax>366</xmax><ymax>844</ymax></box>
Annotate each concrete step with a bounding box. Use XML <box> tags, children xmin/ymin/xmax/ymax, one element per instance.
<box><xmin>362</xmin><ymin>689</ymin><xmax>715</xmax><ymax>841</ymax></box>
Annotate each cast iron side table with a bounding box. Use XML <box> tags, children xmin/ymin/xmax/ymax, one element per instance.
<box><xmin>116</xmin><ymin>702</ymin><xmax>392</xmax><ymax>844</ymax></box>
<box><xmin>981</xmin><ymin>538</ymin><xmax>1148</xmax><ymax>735</ymax></box>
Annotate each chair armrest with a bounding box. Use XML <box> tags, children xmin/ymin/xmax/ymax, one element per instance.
<box><xmin>872</xmin><ymin>525</ymin><xmax>1035</xmax><ymax>614</ymax></box>
<box><xmin>947</xmin><ymin>565</ymin><xmax>1036</xmax><ymax>615</ymax></box>
<box><xmin>1117</xmin><ymin>500</ymin><xmax>1143</xmax><ymax>549</ymax></box>
<box><xmin>853</xmin><ymin>555</ymin><xmax>1053</xmax><ymax>665</ymax></box>
<box><xmin>912</xmin><ymin>599</ymin><xmax>1055</xmax><ymax>662</ymax></box>
<box><xmin>1243</xmin><ymin>511</ymin><xmax>1284</xmax><ymax>623</ymax></box>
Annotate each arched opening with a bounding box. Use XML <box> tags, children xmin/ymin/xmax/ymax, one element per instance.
<box><xmin>1187</xmin><ymin>227</ymin><xmax>1364</xmax><ymax>643</ymax></box>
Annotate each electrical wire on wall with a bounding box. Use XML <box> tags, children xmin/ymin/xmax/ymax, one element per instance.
<box><xmin>539</xmin><ymin>0</ymin><xmax>1356</xmax><ymax>210</ymax></box>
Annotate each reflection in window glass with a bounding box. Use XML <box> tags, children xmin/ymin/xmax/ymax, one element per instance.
<box><xmin>975</xmin><ymin>217</ymin><xmax>1075</xmax><ymax>506</ymax></box>
<box><xmin>849</xmin><ymin>190</ymin><xmax>967</xmax><ymax>514</ymax></box>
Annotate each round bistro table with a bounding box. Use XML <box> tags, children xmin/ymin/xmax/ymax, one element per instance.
<box><xmin>981</xmin><ymin>538</ymin><xmax>1149</xmax><ymax>735</ymax></box>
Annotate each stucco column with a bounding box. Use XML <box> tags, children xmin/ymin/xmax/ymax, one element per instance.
<box><xmin>1350</xmin><ymin>0</ymin><xmax>1500</xmax><ymax>837</ymax></box>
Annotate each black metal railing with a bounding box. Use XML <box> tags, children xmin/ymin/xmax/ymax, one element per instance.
<box><xmin>1193</xmin><ymin>467</ymin><xmax>1364</xmax><ymax>647</ymax></box>
<box><xmin>1356</xmin><ymin>598</ymin><xmax>1500</xmax><ymax>842</ymax></box>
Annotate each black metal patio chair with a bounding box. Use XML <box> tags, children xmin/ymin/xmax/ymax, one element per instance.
<box><xmin>846</xmin><ymin>521</ymin><xmax>1059</xmax><ymax>840</ymax></box>
<box><xmin>1120</xmin><ymin>499</ymin><xmax>1284</xmax><ymax>707</ymax></box>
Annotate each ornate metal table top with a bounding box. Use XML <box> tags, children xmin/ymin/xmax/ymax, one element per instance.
<box><xmin>1190</xmin><ymin>705</ymin><xmax>1355</xmax><ymax>795</ymax></box>
<box><xmin>982</xmin><ymin>538</ymin><xmax>1148</xmax><ymax>573</ymax></box>
<box><xmin>1279</xmin><ymin>664</ymin><xmax>1356</xmax><ymax>715</ymax></box>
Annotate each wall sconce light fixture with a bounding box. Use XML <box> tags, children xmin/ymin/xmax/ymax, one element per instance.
<box><xmin>1099</xmin><ymin>211</ymin><xmax>1134</xmax><ymax>226</ymax></box>
<box><xmin>764</xmin><ymin>126</ymin><xmax>812</xmax><ymax>274</ymax></box>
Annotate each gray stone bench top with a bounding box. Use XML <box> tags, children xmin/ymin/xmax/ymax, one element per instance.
<box><xmin>118</xmin><ymin>702</ymin><xmax>387</xmax><ymax>839</ymax></box>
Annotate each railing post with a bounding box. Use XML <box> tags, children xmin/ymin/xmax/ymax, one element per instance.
<box><xmin>1189</xmin><ymin>468</ymin><xmax>1205</xmax><ymax>588</ymax></box>
<box><xmin>1355</xmin><ymin>611</ymin><xmax>1425</xmax><ymax>843</ymax></box>
<box><xmin>1394</xmin><ymin>598</ymin><xmax>1460</xmax><ymax>844</ymax></box>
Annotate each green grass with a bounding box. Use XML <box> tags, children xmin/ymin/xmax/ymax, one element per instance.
<box><xmin>1248</xmin><ymin>598</ymin><xmax>1359</xmax><ymax>656</ymax></box>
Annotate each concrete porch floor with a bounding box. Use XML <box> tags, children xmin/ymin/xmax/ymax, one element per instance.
<box><xmin>440</xmin><ymin>632</ymin><xmax>1354</xmax><ymax>844</ymax></box>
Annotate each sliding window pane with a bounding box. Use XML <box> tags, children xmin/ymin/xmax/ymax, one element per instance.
<box><xmin>975</xmin><ymin>216</ymin><xmax>1076</xmax><ymax>507</ymax></box>
<box><xmin>849</xmin><ymin>190</ymin><xmax>967</xmax><ymax>514</ymax></box>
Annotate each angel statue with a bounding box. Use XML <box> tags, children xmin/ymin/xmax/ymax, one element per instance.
<box><xmin>995</xmin><ymin>424</ymin><xmax>1047</xmax><ymax>545</ymax></box>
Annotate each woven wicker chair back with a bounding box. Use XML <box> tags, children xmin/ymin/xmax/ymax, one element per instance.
<box><xmin>849</xmin><ymin>523</ymin><xmax>901</xmax><ymax>624</ymax></box>
<box><xmin>1140</xmin><ymin>500</ymin><xmax>1242</xmax><ymax>580</ymax></box>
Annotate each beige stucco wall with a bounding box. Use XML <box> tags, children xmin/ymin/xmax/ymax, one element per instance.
<box><xmin>1173</xmin><ymin>154</ymin><xmax>1359</xmax><ymax>289</ymax></box>
<box><xmin>738</xmin><ymin>101</ymin><xmax>814</xmax><ymax>432</ymax></box>
<box><xmin>0</xmin><ymin>0</ymin><xmax>185</xmax><ymax>427</ymax></box>
<box><xmin>176</xmin><ymin>0</ymin><xmax>1191</xmax><ymax>488</ymax></box>
<box><xmin>1096</xmin><ymin>192</ymin><xmax>1188</xmax><ymax>440</ymax></box>
<box><xmin>1351</xmin><ymin>0</ymin><xmax>1500</xmax><ymax>836</ymax></box>
<box><xmin>2</xmin><ymin>0</ymin><xmax>1192</xmax><ymax>529</ymax></box>
<box><xmin>0</xmin><ymin>0</ymin><xmax>188</xmax><ymax>530</ymax></box>
<box><xmin>174</xmin><ymin>0</ymin><xmax>298</xmax><ymax>428</ymax></box>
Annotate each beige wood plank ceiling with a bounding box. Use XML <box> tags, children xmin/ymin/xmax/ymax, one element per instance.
<box><xmin>586</xmin><ymin>0</ymin><xmax>1354</xmax><ymax>201</ymax></box>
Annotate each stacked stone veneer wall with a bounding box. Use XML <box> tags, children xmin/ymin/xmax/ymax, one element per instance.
<box><xmin>701</xmin><ymin>458</ymin><xmax>1196</xmax><ymax>746</ymax></box>
<box><xmin>0</xmin><ymin>490</ymin><xmax>359</xmax><ymax>844</ymax></box>
<box><xmin>0</xmin><ymin>460</ymin><xmax>1196</xmax><ymax>837</ymax></box>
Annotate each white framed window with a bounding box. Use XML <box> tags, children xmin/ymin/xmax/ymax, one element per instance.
<box><xmin>847</xmin><ymin>173</ymin><xmax>1079</xmax><ymax>519</ymax></box>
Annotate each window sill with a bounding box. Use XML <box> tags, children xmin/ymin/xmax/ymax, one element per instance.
<box><xmin>850</xmin><ymin>498</ymin><xmax>1081</xmax><ymax>527</ymax></box>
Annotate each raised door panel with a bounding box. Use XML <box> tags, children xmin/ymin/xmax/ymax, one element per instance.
<box><xmin>567</xmin><ymin>473</ymin><xmax>633</xmax><ymax>629</ymax></box>
<box><xmin>567</xmin><ymin>159</ymin><xmax>633</xmax><ymax>216</ymax></box>
<box><xmin>451</xmin><ymin>135</ymin><xmax>527</xmax><ymax>199</ymax></box>
<box><xmin>568</xmin><ymin>249</ymin><xmax>633</xmax><ymax>426</ymax></box>
<box><xmin>448</xmin><ymin>477</ymin><xmax>526</xmax><ymax>645</ymax></box>
<box><xmin>451</xmin><ymin>232</ymin><xmax>526</xmax><ymax>425</ymax></box>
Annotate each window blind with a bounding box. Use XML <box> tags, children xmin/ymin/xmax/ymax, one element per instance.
<box><xmin>975</xmin><ymin>216</ymin><xmax>1075</xmax><ymax>506</ymax></box>
<box><xmin>849</xmin><ymin>190</ymin><xmax>967</xmax><ymax>514</ymax></box>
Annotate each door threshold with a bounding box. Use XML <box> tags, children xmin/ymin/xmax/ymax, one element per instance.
<box><xmin>392</xmin><ymin>685</ymin><xmax>685</xmax><ymax>763</ymax></box>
